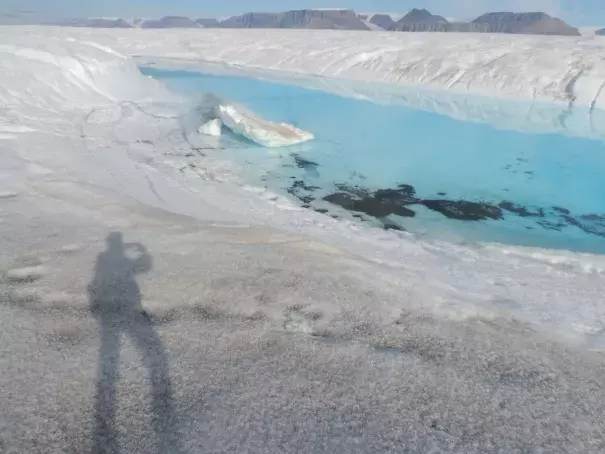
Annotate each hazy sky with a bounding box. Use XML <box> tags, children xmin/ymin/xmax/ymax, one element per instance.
<box><xmin>2</xmin><ymin>0</ymin><xmax>603</xmax><ymax>26</ymax></box>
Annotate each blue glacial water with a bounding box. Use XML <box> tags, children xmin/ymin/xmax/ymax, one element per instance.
<box><xmin>142</xmin><ymin>67</ymin><xmax>605</xmax><ymax>254</ymax></box>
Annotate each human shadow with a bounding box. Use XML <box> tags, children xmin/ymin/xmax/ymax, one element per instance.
<box><xmin>88</xmin><ymin>232</ymin><xmax>179</xmax><ymax>454</ymax></box>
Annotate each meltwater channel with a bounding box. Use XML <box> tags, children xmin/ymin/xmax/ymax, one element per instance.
<box><xmin>142</xmin><ymin>67</ymin><xmax>605</xmax><ymax>254</ymax></box>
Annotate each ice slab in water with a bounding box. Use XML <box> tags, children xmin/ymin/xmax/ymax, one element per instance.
<box><xmin>216</xmin><ymin>103</ymin><xmax>314</xmax><ymax>148</ymax></box>
<box><xmin>190</xmin><ymin>93</ymin><xmax>314</xmax><ymax>148</ymax></box>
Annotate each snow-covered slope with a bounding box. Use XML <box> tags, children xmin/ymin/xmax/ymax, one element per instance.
<box><xmin>15</xmin><ymin>26</ymin><xmax>605</xmax><ymax>110</ymax></box>
<box><xmin>0</xmin><ymin>36</ymin><xmax>169</xmax><ymax>112</ymax></box>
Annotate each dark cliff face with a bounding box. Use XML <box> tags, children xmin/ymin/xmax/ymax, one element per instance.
<box><xmin>389</xmin><ymin>8</ymin><xmax>449</xmax><ymax>32</ymax></box>
<box><xmin>219</xmin><ymin>12</ymin><xmax>281</xmax><ymax>28</ymax></box>
<box><xmin>400</xmin><ymin>8</ymin><xmax>448</xmax><ymax>24</ymax></box>
<box><xmin>471</xmin><ymin>12</ymin><xmax>580</xmax><ymax>35</ymax></box>
<box><xmin>221</xmin><ymin>10</ymin><xmax>369</xmax><ymax>30</ymax></box>
<box><xmin>279</xmin><ymin>10</ymin><xmax>369</xmax><ymax>30</ymax></box>
<box><xmin>390</xmin><ymin>10</ymin><xmax>580</xmax><ymax>36</ymax></box>
<box><xmin>140</xmin><ymin>16</ymin><xmax>200</xmax><ymax>29</ymax></box>
<box><xmin>368</xmin><ymin>14</ymin><xmax>395</xmax><ymax>30</ymax></box>
<box><xmin>195</xmin><ymin>18</ymin><xmax>221</xmax><ymax>28</ymax></box>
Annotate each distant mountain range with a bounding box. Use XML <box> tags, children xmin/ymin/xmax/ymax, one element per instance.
<box><xmin>389</xmin><ymin>10</ymin><xmax>580</xmax><ymax>35</ymax></box>
<box><xmin>220</xmin><ymin>9</ymin><xmax>368</xmax><ymax>30</ymax></box>
<box><xmin>47</xmin><ymin>8</ymin><xmax>585</xmax><ymax>36</ymax></box>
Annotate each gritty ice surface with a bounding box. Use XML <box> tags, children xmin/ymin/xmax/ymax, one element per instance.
<box><xmin>2</xmin><ymin>26</ymin><xmax>605</xmax><ymax>452</ymax></box>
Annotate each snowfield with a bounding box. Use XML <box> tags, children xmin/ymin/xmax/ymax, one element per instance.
<box><xmin>12</xmin><ymin>25</ymin><xmax>605</xmax><ymax>109</ymax></box>
<box><xmin>2</xmin><ymin>26</ymin><xmax>605</xmax><ymax>452</ymax></box>
<box><xmin>13</xmin><ymin>25</ymin><xmax>605</xmax><ymax>141</ymax></box>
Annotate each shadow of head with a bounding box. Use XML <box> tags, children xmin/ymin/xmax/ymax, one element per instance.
<box><xmin>106</xmin><ymin>231</ymin><xmax>124</xmax><ymax>250</ymax></box>
<box><xmin>102</xmin><ymin>231</ymin><xmax>152</xmax><ymax>274</ymax></box>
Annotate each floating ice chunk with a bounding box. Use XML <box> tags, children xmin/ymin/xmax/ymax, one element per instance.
<box><xmin>198</xmin><ymin>118</ymin><xmax>222</xmax><ymax>137</ymax></box>
<box><xmin>216</xmin><ymin>103</ymin><xmax>314</xmax><ymax>148</ymax></box>
<box><xmin>188</xmin><ymin>93</ymin><xmax>314</xmax><ymax>147</ymax></box>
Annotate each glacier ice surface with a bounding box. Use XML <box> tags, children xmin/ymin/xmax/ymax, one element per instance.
<box><xmin>3</xmin><ymin>27</ymin><xmax>605</xmax><ymax>452</ymax></box>
<box><xmin>29</xmin><ymin>26</ymin><xmax>605</xmax><ymax>110</ymax></box>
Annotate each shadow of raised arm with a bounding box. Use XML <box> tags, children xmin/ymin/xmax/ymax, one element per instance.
<box><xmin>126</xmin><ymin>242</ymin><xmax>153</xmax><ymax>275</ymax></box>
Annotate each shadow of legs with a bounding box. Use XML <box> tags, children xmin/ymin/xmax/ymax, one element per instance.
<box><xmin>129</xmin><ymin>315</ymin><xmax>180</xmax><ymax>454</ymax></box>
<box><xmin>93</xmin><ymin>320</ymin><xmax>121</xmax><ymax>454</ymax></box>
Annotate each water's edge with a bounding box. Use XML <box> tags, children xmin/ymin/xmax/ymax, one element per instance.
<box><xmin>142</xmin><ymin>66</ymin><xmax>605</xmax><ymax>255</ymax></box>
